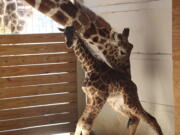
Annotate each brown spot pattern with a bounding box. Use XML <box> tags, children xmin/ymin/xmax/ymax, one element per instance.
<box><xmin>6</xmin><ymin>3</ymin><xmax>16</xmax><ymax>13</ymax></box>
<box><xmin>79</xmin><ymin>5</ymin><xmax>96</xmax><ymax>20</ymax></box>
<box><xmin>25</xmin><ymin>0</ymin><xmax>36</xmax><ymax>7</ymax></box>
<box><xmin>100</xmin><ymin>39</ymin><xmax>106</xmax><ymax>44</ymax></box>
<box><xmin>73</xmin><ymin>21</ymin><xmax>81</xmax><ymax>30</ymax></box>
<box><xmin>11</xmin><ymin>25</ymin><xmax>15</xmax><ymax>32</ymax></box>
<box><xmin>11</xmin><ymin>13</ymin><xmax>18</xmax><ymax>19</ymax></box>
<box><xmin>39</xmin><ymin>0</ymin><xmax>56</xmax><ymax>13</ymax></box>
<box><xmin>4</xmin><ymin>15</ymin><xmax>9</xmax><ymax>25</ymax></box>
<box><xmin>89</xmin><ymin>41</ymin><xmax>94</xmax><ymax>45</ymax></box>
<box><xmin>103</xmin><ymin>50</ymin><xmax>107</xmax><ymax>55</ymax></box>
<box><xmin>79</xmin><ymin>13</ymin><xmax>89</xmax><ymax>25</ymax></box>
<box><xmin>17</xmin><ymin>25</ymin><xmax>23</xmax><ymax>31</ymax></box>
<box><xmin>92</xmin><ymin>37</ymin><xmax>99</xmax><ymax>42</ymax></box>
<box><xmin>85</xmin><ymin>117</ymin><xmax>93</xmax><ymax>125</ymax></box>
<box><xmin>95</xmin><ymin>16</ymin><xmax>111</xmax><ymax>31</ymax></box>
<box><xmin>60</xmin><ymin>2</ymin><xmax>78</xmax><ymax>18</ymax></box>
<box><xmin>52</xmin><ymin>11</ymin><xmax>68</xmax><ymax>25</ymax></box>
<box><xmin>0</xmin><ymin>1</ymin><xmax>5</xmax><ymax>15</ymax></box>
<box><xmin>98</xmin><ymin>46</ymin><xmax>103</xmax><ymax>50</ymax></box>
<box><xmin>99</xmin><ymin>28</ymin><xmax>110</xmax><ymax>38</ymax></box>
<box><xmin>84</xmin><ymin>23</ymin><xmax>97</xmax><ymax>39</ymax></box>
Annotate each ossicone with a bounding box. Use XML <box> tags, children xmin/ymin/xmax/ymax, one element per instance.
<box><xmin>122</xmin><ymin>28</ymin><xmax>130</xmax><ymax>40</ymax></box>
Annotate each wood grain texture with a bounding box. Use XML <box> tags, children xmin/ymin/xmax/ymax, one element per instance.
<box><xmin>0</xmin><ymin>102</ymin><xmax>77</xmax><ymax>120</ymax></box>
<box><xmin>0</xmin><ymin>33</ymin><xmax>65</xmax><ymax>44</ymax></box>
<box><xmin>174</xmin><ymin>0</ymin><xmax>180</xmax><ymax>8</ymax></box>
<box><xmin>0</xmin><ymin>123</ymin><xmax>76</xmax><ymax>135</ymax></box>
<box><xmin>173</xmin><ymin>8</ymin><xmax>180</xmax><ymax>59</ymax></box>
<box><xmin>0</xmin><ymin>62</ymin><xmax>76</xmax><ymax>77</ymax></box>
<box><xmin>0</xmin><ymin>82</ymin><xmax>77</xmax><ymax>98</ymax></box>
<box><xmin>0</xmin><ymin>92</ymin><xmax>77</xmax><ymax>110</ymax></box>
<box><xmin>0</xmin><ymin>53</ymin><xmax>76</xmax><ymax>66</ymax></box>
<box><xmin>0</xmin><ymin>113</ymin><xmax>77</xmax><ymax>131</ymax></box>
<box><xmin>0</xmin><ymin>33</ymin><xmax>77</xmax><ymax>134</ymax></box>
<box><xmin>0</xmin><ymin>72</ymin><xmax>76</xmax><ymax>88</ymax></box>
<box><xmin>173</xmin><ymin>62</ymin><xmax>180</xmax><ymax>135</ymax></box>
<box><xmin>0</xmin><ymin>43</ymin><xmax>72</xmax><ymax>55</ymax></box>
<box><xmin>173</xmin><ymin>0</ymin><xmax>180</xmax><ymax>134</ymax></box>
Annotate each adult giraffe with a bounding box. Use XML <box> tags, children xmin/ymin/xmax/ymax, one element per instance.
<box><xmin>0</xmin><ymin>0</ymin><xmax>32</xmax><ymax>33</ymax></box>
<box><xmin>21</xmin><ymin>0</ymin><xmax>133</xmax><ymax>71</ymax></box>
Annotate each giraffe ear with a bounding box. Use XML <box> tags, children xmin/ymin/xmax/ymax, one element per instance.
<box><xmin>113</xmin><ymin>33</ymin><xmax>122</xmax><ymax>41</ymax></box>
<box><xmin>122</xmin><ymin>28</ymin><xmax>130</xmax><ymax>39</ymax></box>
<box><xmin>58</xmin><ymin>28</ymin><xmax>65</xmax><ymax>32</ymax></box>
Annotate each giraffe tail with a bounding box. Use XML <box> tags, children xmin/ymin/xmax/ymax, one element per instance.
<box><xmin>138</xmin><ymin>110</ymin><xmax>163</xmax><ymax>135</ymax></box>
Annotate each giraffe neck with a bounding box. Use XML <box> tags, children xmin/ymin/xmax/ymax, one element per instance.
<box><xmin>24</xmin><ymin>0</ymin><xmax>124</xmax><ymax>70</ymax></box>
<box><xmin>23</xmin><ymin>0</ymin><xmax>115</xmax><ymax>43</ymax></box>
<box><xmin>24</xmin><ymin>0</ymin><xmax>79</xmax><ymax>26</ymax></box>
<box><xmin>72</xmin><ymin>38</ymin><xmax>103</xmax><ymax>73</ymax></box>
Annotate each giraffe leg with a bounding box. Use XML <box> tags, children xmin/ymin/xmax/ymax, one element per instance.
<box><xmin>127</xmin><ymin>100</ymin><xmax>163</xmax><ymax>135</ymax></box>
<box><xmin>127</xmin><ymin>116</ymin><xmax>140</xmax><ymax>135</ymax></box>
<box><xmin>108</xmin><ymin>99</ymin><xmax>139</xmax><ymax>135</ymax></box>
<box><xmin>59</xmin><ymin>26</ymin><xmax>77</xmax><ymax>48</ymax></box>
<box><xmin>121</xmin><ymin>82</ymin><xmax>163</xmax><ymax>135</ymax></box>
<box><xmin>139</xmin><ymin>111</ymin><xmax>163</xmax><ymax>135</ymax></box>
<box><xmin>75</xmin><ymin>95</ymin><xmax>106</xmax><ymax>135</ymax></box>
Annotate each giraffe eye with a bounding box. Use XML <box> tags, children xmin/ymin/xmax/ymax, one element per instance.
<box><xmin>120</xmin><ymin>50</ymin><xmax>126</xmax><ymax>55</ymax></box>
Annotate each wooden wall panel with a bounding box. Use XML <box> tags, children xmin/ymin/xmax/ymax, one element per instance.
<box><xmin>0</xmin><ymin>72</ymin><xmax>76</xmax><ymax>88</ymax></box>
<box><xmin>0</xmin><ymin>33</ymin><xmax>77</xmax><ymax>134</ymax></box>
<box><xmin>0</xmin><ymin>102</ymin><xmax>77</xmax><ymax>120</ymax></box>
<box><xmin>0</xmin><ymin>33</ymin><xmax>65</xmax><ymax>44</ymax></box>
<box><xmin>0</xmin><ymin>82</ymin><xmax>76</xmax><ymax>98</ymax></box>
<box><xmin>0</xmin><ymin>113</ymin><xmax>76</xmax><ymax>131</ymax></box>
<box><xmin>0</xmin><ymin>43</ymin><xmax>72</xmax><ymax>55</ymax></box>
<box><xmin>0</xmin><ymin>123</ymin><xmax>76</xmax><ymax>135</ymax></box>
<box><xmin>0</xmin><ymin>63</ymin><xmax>76</xmax><ymax>77</ymax></box>
<box><xmin>173</xmin><ymin>0</ymin><xmax>180</xmax><ymax>134</ymax></box>
<box><xmin>0</xmin><ymin>93</ymin><xmax>76</xmax><ymax>110</ymax></box>
<box><xmin>0</xmin><ymin>53</ymin><xmax>76</xmax><ymax>66</ymax></box>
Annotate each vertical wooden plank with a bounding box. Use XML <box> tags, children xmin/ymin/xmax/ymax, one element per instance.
<box><xmin>173</xmin><ymin>0</ymin><xmax>180</xmax><ymax>134</ymax></box>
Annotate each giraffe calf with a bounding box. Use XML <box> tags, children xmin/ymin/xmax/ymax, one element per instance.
<box><xmin>60</xmin><ymin>27</ymin><xmax>163</xmax><ymax>135</ymax></box>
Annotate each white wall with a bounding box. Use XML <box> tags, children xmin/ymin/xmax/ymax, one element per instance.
<box><xmin>77</xmin><ymin>0</ymin><xmax>174</xmax><ymax>134</ymax></box>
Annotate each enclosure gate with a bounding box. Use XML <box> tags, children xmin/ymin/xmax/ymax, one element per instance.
<box><xmin>0</xmin><ymin>33</ymin><xmax>77</xmax><ymax>135</ymax></box>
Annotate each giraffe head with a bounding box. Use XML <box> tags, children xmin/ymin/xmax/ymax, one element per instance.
<box><xmin>96</xmin><ymin>28</ymin><xmax>134</xmax><ymax>69</ymax></box>
<box><xmin>59</xmin><ymin>26</ymin><xmax>76</xmax><ymax>48</ymax></box>
<box><xmin>112</xmin><ymin>28</ymin><xmax>133</xmax><ymax>58</ymax></box>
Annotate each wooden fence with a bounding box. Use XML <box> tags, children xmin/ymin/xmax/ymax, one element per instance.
<box><xmin>0</xmin><ymin>33</ymin><xmax>77</xmax><ymax>135</ymax></box>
